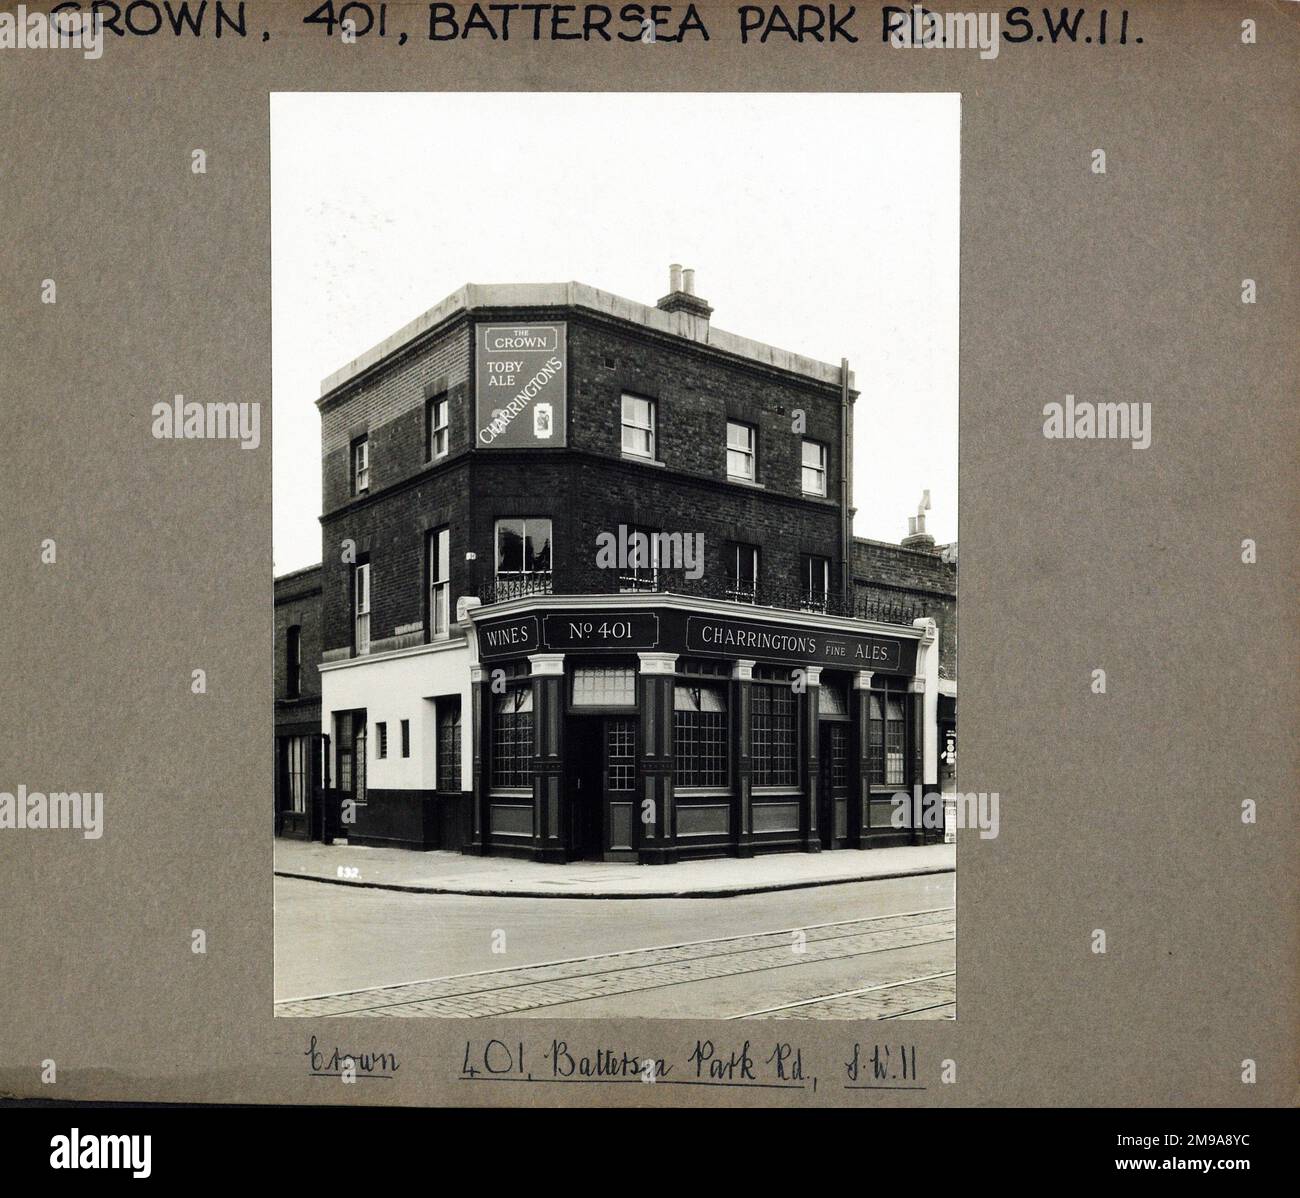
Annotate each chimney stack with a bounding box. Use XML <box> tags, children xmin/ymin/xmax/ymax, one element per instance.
<box><xmin>901</xmin><ymin>489</ymin><xmax>937</xmax><ymax>550</ymax></box>
<box><xmin>657</xmin><ymin>263</ymin><xmax>713</xmax><ymax>322</ymax></box>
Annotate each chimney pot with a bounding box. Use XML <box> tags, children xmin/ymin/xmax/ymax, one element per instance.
<box><xmin>656</xmin><ymin>267</ymin><xmax>713</xmax><ymax>320</ymax></box>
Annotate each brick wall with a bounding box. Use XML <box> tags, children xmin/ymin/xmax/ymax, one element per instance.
<box><xmin>320</xmin><ymin>459</ymin><xmax>472</xmax><ymax>657</ymax></box>
<box><xmin>566</xmin><ymin>317</ymin><xmax>845</xmax><ymax>500</ymax></box>
<box><xmin>316</xmin><ymin>303</ymin><xmax>852</xmax><ymax>655</ymax></box>
<box><xmin>852</xmin><ymin>538</ymin><xmax>957</xmax><ymax>679</ymax></box>
<box><xmin>274</xmin><ymin>565</ymin><xmax>323</xmax><ymax>715</ymax></box>
<box><xmin>320</xmin><ymin>322</ymin><xmax>472</xmax><ymax>516</ymax></box>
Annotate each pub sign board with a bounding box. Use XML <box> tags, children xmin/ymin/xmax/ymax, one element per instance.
<box><xmin>476</xmin><ymin>607</ymin><xmax>914</xmax><ymax>674</ymax></box>
<box><xmin>684</xmin><ymin>615</ymin><xmax>909</xmax><ymax>672</ymax></box>
<box><xmin>475</xmin><ymin>322</ymin><xmax>567</xmax><ymax>449</ymax></box>
<box><xmin>477</xmin><ymin>611</ymin><xmax>659</xmax><ymax>660</ymax></box>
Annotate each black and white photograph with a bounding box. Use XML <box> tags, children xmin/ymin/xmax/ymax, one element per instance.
<box><xmin>3</xmin><ymin>0</ymin><xmax>1295</xmax><ymax>1168</ymax></box>
<box><xmin>271</xmin><ymin>91</ymin><xmax>961</xmax><ymax>1020</ymax></box>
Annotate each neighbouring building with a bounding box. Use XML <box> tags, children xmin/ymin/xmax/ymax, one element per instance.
<box><xmin>853</xmin><ymin>519</ymin><xmax>958</xmax><ymax>798</ymax></box>
<box><xmin>278</xmin><ymin>266</ymin><xmax>957</xmax><ymax>862</ymax></box>
<box><xmin>274</xmin><ymin>563</ymin><xmax>324</xmax><ymax>839</ymax></box>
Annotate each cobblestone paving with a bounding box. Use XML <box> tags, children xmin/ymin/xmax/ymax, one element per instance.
<box><xmin>275</xmin><ymin>908</ymin><xmax>955</xmax><ymax>1019</ymax></box>
<box><xmin>744</xmin><ymin>973</ymin><xmax>956</xmax><ymax>1020</ymax></box>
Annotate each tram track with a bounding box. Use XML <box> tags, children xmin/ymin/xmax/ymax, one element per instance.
<box><xmin>730</xmin><ymin>970</ymin><xmax>957</xmax><ymax>1020</ymax></box>
<box><xmin>276</xmin><ymin>906</ymin><xmax>956</xmax><ymax>1019</ymax></box>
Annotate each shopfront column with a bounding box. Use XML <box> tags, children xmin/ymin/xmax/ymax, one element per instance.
<box><xmin>528</xmin><ymin>652</ymin><xmax>566</xmax><ymax>862</ymax></box>
<box><xmin>801</xmin><ymin>665</ymin><xmax>822</xmax><ymax>853</ymax></box>
<box><xmin>466</xmin><ymin>664</ymin><xmax>491</xmax><ymax>855</ymax></box>
<box><xmin>908</xmin><ymin>675</ymin><xmax>926</xmax><ymax>845</ymax></box>
<box><xmin>732</xmin><ymin>659</ymin><xmax>755</xmax><ymax>858</ymax></box>
<box><xmin>851</xmin><ymin>669</ymin><xmax>874</xmax><ymax>849</ymax></box>
<box><xmin>913</xmin><ymin>617</ymin><xmax>941</xmax><ymax>792</ymax></box>
<box><xmin>636</xmin><ymin>652</ymin><xmax>677</xmax><ymax>864</ymax></box>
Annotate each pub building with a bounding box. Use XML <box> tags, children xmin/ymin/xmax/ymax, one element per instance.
<box><xmin>287</xmin><ymin>266</ymin><xmax>956</xmax><ymax>862</ymax></box>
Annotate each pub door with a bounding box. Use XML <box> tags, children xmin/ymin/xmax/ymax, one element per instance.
<box><xmin>310</xmin><ymin>733</ymin><xmax>331</xmax><ymax>842</ymax></box>
<box><xmin>603</xmin><ymin>716</ymin><xmax>638</xmax><ymax>862</ymax></box>
<box><xmin>333</xmin><ymin>710</ymin><xmax>367</xmax><ymax>842</ymax></box>
<box><xmin>567</xmin><ymin>715</ymin><xmax>638</xmax><ymax>861</ymax></box>
<box><xmin>567</xmin><ymin>716</ymin><xmax>604</xmax><ymax>860</ymax></box>
<box><xmin>818</xmin><ymin>721</ymin><xmax>849</xmax><ymax>849</ymax></box>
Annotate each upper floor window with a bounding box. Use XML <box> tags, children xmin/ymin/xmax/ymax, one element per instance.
<box><xmin>801</xmin><ymin>439</ymin><xmax>827</xmax><ymax>496</ymax></box>
<box><xmin>351</xmin><ymin>436</ymin><xmax>370</xmax><ymax>495</ymax></box>
<box><xmin>618</xmin><ymin>525</ymin><xmax>660</xmax><ymax>592</ymax></box>
<box><xmin>495</xmin><ymin>517</ymin><xmax>552</xmax><ymax>597</ymax></box>
<box><xmin>285</xmin><ymin>624</ymin><xmax>301</xmax><ymax>698</ymax></box>
<box><xmin>725</xmin><ymin>541</ymin><xmax>759</xmax><ymax>604</ymax></box>
<box><xmin>427</xmin><ymin>394</ymin><xmax>449</xmax><ymax>461</ymax></box>
<box><xmin>800</xmin><ymin>553</ymin><xmax>830</xmax><ymax>612</ymax></box>
<box><xmin>621</xmin><ymin>394</ymin><xmax>656</xmax><ymax>460</ymax></box>
<box><xmin>726</xmin><ymin>421</ymin><xmax>756</xmax><ymax>481</ymax></box>
<box><xmin>428</xmin><ymin>526</ymin><xmax>450</xmax><ymax>639</ymax></box>
<box><xmin>353</xmin><ymin>562</ymin><xmax>371</xmax><ymax>655</ymax></box>
<box><xmin>400</xmin><ymin>719</ymin><xmax>410</xmax><ymax>758</ymax></box>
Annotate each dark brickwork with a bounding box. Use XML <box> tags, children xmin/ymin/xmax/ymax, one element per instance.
<box><xmin>852</xmin><ymin>538</ymin><xmax>957</xmax><ymax>679</ymax></box>
<box><xmin>274</xmin><ymin>564</ymin><xmax>323</xmax><ymax>838</ymax></box>
<box><xmin>317</xmin><ymin>303</ymin><xmax>851</xmax><ymax>656</ymax></box>
<box><xmin>274</xmin><ymin>564</ymin><xmax>323</xmax><ymax>720</ymax></box>
<box><xmin>321</xmin><ymin>459</ymin><xmax>471</xmax><ymax>658</ymax></box>
<box><xmin>320</xmin><ymin>325</ymin><xmax>471</xmax><ymax>516</ymax></box>
<box><xmin>565</xmin><ymin>317</ymin><xmax>844</xmax><ymax>500</ymax></box>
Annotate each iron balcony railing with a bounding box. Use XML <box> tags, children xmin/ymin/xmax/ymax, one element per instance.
<box><xmin>472</xmin><ymin>564</ymin><xmax>926</xmax><ymax>628</ymax></box>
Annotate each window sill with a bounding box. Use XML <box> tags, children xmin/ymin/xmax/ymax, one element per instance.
<box><xmin>675</xmin><ymin>788</ymin><xmax>731</xmax><ymax>799</ymax></box>
<box><xmin>725</xmin><ymin>475</ymin><xmax>765</xmax><ymax>490</ymax></box>
<box><xmin>621</xmin><ymin>452</ymin><xmax>666</xmax><ymax>468</ymax></box>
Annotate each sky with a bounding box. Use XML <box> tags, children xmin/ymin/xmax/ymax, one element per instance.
<box><xmin>271</xmin><ymin>92</ymin><xmax>959</xmax><ymax>575</ymax></box>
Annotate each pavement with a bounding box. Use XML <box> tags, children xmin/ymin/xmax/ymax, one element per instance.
<box><xmin>273</xmin><ymin>838</ymin><xmax>955</xmax><ymax>899</ymax></box>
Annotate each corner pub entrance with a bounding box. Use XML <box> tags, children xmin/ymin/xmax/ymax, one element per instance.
<box><xmin>465</xmin><ymin>595</ymin><xmax>941</xmax><ymax>864</ymax></box>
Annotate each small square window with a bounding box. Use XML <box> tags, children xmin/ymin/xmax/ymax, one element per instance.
<box><xmin>571</xmin><ymin>666</ymin><xmax>637</xmax><ymax>708</ymax></box>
